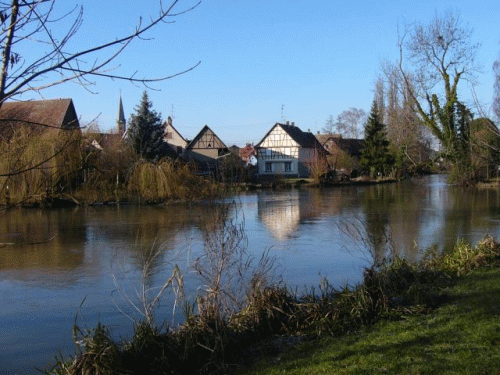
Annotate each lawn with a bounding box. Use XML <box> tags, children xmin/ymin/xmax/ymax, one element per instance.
<box><xmin>239</xmin><ymin>267</ymin><xmax>500</xmax><ymax>374</ymax></box>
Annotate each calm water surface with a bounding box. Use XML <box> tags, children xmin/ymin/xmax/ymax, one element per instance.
<box><xmin>2</xmin><ymin>174</ymin><xmax>500</xmax><ymax>374</ymax></box>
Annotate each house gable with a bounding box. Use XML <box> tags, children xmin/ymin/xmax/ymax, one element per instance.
<box><xmin>185</xmin><ymin>125</ymin><xmax>229</xmax><ymax>173</ymax></box>
<box><xmin>187</xmin><ymin>125</ymin><xmax>227</xmax><ymax>151</ymax></box>
<box><xmin>164</xmin><ymin>117</ymin><xmax>188</xmax><ymax>153</ymax></box>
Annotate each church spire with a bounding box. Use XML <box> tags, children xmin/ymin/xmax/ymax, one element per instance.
<box><xmin>117</xmin><ymin>94</ymin><xmax>126</xmax><ymax>136</ymax></box>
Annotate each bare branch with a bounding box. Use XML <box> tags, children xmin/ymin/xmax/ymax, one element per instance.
<box><xmin>0</xmin><ymin>0</ymin><xmax>201</xmax><ymax>102</ymax></box>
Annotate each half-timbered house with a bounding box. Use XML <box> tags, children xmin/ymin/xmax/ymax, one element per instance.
<box><xmin>256</xmin><ymin>122</ymin><xmax>327</xmax><ymax>178</ymax></box>
<box><xmin>185</xmin><ymin>125</ymin><xmax>229</xmax><ymax>173</ymax></box>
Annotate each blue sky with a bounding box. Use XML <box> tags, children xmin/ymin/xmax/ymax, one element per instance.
<box><xmin>17</xmin><ymin>0</ymin><xmax>500</xmax><ymax>146</ymax></box>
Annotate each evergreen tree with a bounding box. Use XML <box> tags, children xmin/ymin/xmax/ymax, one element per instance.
<box><xmin>360</xmin><ymin>101</ymin><xmax>394</xmax><ymax>177</ymax></box>
<box><xmin>127</xmin><ymin>91</ymin><xmax>164</xmax><ymax>161</ymax></box>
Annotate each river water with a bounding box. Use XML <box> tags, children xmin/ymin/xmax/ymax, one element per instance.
<box><xmin>2</xmin><ymin>174</ymin><xmax>500</xmax><ymax>374</ymax></box>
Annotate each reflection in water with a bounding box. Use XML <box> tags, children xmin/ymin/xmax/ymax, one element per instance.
<box><xmin>2</xmin><ymin>175</ymin><xmax>500</xmax><ymax>373</ymax></box>
<box><xmin>258</xmin><ymin>191</ymin><xmax>301</xmax><ymax>240</ymax></box>
<box><xmin>0</xmin><ymin>208</ymin><xmax>86</xmax><ymax>272</ymax></box>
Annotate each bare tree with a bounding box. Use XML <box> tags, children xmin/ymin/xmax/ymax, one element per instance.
<box><xmin>373</xmin><ymin>76</ymin><xmax>385</xmax><ymax>123</ymax></box>
<box><xmin>323</xmin><ymin>109</ymin><xmax>366</xmax><ymax>138</ymax></box>
<box><xmin>0</xmin><ymin>0</ymin><xmax>201</xmax><ymax>103</ymax></box>
<box><xmin>494</xmin><ymin>48</ymin><xmax>500</xmax><ymax>121</ymax></box>
<box><xmin>322</xmin><ymin>114</ymin><xmax>336</xmax><ymax>134</ymax></box>
<box><xmin>381</xmin><ymin>61</ymin><xmax>432</xmax><ymax>168</ymax></box>
<box><xmin>397</xmin><ymin>10</ymin><xmax>481</xmax><ymax>166</ymax></box>
<box><xmin>336</xmin><ymin>108</ymin><xmax>366</xmax><ymax>139</ymax></box>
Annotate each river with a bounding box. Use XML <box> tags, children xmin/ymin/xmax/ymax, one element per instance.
<box><xmin>1</xmin><ymin>174</ymin><xmax>500</xmax><ymax>374</ymax></box>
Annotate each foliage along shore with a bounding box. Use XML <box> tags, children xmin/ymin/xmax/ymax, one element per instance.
<box><xmin>241</xmin><ymin>242</ymin><xmax>500</xmax><ymax>375</ymax></box>
<box><xmin>45</xmin><ymin>233</ymin><xmax>500</xmax><ymax>374</ymax></box>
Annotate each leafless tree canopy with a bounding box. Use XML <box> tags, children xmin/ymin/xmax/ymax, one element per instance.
<box><xmin>493</xmin><ymin>50</ymin><xmax>500</xmax><ymax>121</ymax></box>
<box><xmin>401</xmin><ymin>10</ymin><xmax>481</xmax><ymax>94</ymax></box>
<box><xmin>396</xmin><ymin>10</ymin><xmax>481</xmax><ymax>156</ymax></box>
<box><xmin>323</xmin><ymin>108</ymin><xmax>366</xmax><ymax>139</ymax></box>
<box><xmin>0</xmin><ymin>0</ymin><xmax>201</xmax><ymax>103</ymax></box>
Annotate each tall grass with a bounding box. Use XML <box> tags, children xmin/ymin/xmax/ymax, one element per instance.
<box><xmin>424</xmin><ymin>236</ymin><xmax>500</xmax><ymax>275</ymax></box>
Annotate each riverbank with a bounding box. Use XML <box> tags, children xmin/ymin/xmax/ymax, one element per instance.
<box><xmin>46</xmin><ymin>236</ymin><xmax>500</xmax><ymax>375</ymax></box>
<box><xmin>239</xmin><ymin>265</ymin><xmax>500</xmax><ymax>374</ymax></box>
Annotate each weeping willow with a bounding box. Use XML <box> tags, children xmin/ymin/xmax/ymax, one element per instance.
<box><xmin>0</xmin><ymin>126</ymin><xmax>82</xmax><ymax>205</ymax></box>
<box><xmin>127</xmin><ymin>159</ymin><xmax>219</xmax><ymax>202</ymax></box>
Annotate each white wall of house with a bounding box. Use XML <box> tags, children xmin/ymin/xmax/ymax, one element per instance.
<box><xmin>257</xmin><ymin>125</ymin><xmax>301</xmax><ymax>177</ymax></box>
<box><xmin>164</xmin><ymin>123</ymin><xmax>187</xmax><ymax>153</ymax></box>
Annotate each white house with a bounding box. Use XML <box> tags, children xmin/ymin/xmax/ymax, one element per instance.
<box><xmin>163</xmin><ymin>116</ymin><xmax>188</xmax><ymax>154</ymax></box>
<box><xmin>255</xmin><ymin>122</ymin><xmax>327</xmax><ymax>178</ymax></box>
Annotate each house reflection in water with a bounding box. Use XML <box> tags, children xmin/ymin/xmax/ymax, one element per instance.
<box><xmin>257</xmin><ymin>190</ymin><xmax>321</xmax><ymax>241</ymax></box>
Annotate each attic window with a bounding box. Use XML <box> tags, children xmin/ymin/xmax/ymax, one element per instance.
<box><xmin>208</xmin><ymin>143</ymin><xmax>212</xmax><ymax>148</ymax></box>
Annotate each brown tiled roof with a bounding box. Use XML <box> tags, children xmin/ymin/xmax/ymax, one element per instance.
<box><xmin>0</xmin><ymin>99</ymin><xmax>79</xmax><ymax>129</ymax></box>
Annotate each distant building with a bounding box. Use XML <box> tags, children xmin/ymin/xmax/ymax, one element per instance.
<box><xmin>239</xmin><ymin>143</ymin><xmax>257</xmax><ymax>166</ymax></box>
<box><xmin>163</xmin><ymin>116</ymin><xmax>188</xmax><ymax>154</ymax></box>
<box><xmin>316</xmin><ymin>134</ymin><xmax>364</xmax><ymax>174</ymax></box>
<box><xmin>0</xmin><ymin>98</ymin><xmax>80</xmax><ymax>138</ymax></box>
<box><xmin>116</xmin><ymin>95</ymin><xmax>126</xmax><ymax>137</ymax></box>
<box><xmin>256</xmin><ymin>122</ymin><xmax>327</xmax><ymax>178</ymax></box>
<box><xmin>184</xmin><ymin>125</ymin><xmax>230</xmax><ymax>174</ymax></box>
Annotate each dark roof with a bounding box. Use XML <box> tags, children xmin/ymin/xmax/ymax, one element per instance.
<box><xmin>316</xmin><ymin>133</ymin><xmax>342</xmax><ymax>145</ymax></box>
<box><xmin>229</xmin><ymin>145</ymin><xmax>240</xmax><ymax>155</ymax></box>
<box><xmin>257</xmin><ymin>123</ymin><xmax>327</xmax><ymax>152</ymax></box>
<box><xmin>0</xmin><ymin>99</ymin><xmax>79</xmax><ymax>129</ymax></box>
<box><xmin>321</xmin><ymin>136</ymin><xmax>364</xmax><ymax>158</ymax></box>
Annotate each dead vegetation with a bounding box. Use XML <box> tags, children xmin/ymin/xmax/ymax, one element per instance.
<box><xmin>45</xmin><ymin>209</ymin><xmax>500</xmax><ymax>375</ymax></box>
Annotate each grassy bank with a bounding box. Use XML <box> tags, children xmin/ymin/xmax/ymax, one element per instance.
<box><xmin>46</xmin><ymin>236</ymin><xmax>500</xmax><ymax>375</ymax></box>
<box><xmin>240</xmin><ymin>267</ymin><xmax>500</xmax><ymax>374</ymax></box>
<box><xmin>240</xmin><ymin>246</ymin><xmax>500</xmax><ymax>374</ymax></box>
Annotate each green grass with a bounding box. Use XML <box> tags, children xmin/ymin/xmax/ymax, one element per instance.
<box><xmin>48</xmin><ymin>237</ymin><xmax>500</xmax><ymax>374</ymax></box>
<box><xmin>238</xmin><ymin>267</ymin><xmax>500</xmax><ymax>375</ymax></box>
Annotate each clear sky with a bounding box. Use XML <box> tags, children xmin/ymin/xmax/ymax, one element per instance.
<box><xmin>17</xmin><ymin>0</ymin><xmax>500</xmax><ymax>147</ymax></box>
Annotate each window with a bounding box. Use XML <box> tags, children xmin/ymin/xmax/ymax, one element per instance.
<box><xmin>165</xmin><ymin>132</ymin><xmax>173</xmax><ymax>139</ymax></box>
<box><xmin>265</xmin><ymin>148</ymin><xmax>272</xmax><ymax>157</ymax></box>
<box><xmin>284</xmin><ymin>162</ymin><xmax>292</xmax><ymax>172</ymax></box>
<box><xmin>265</xmin><ymin>162</ymin><xmax>273</xmax><ymax>172</ymax></box>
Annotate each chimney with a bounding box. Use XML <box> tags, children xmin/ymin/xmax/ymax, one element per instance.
<box><xmin>286</xmin><ymin>121</ymin><xmax>290</xmax><ymax>125</ymax></box>
<box><xmin>292</xmin><ymin>122</ymin><xmax>295</xmax><ymax>127</ymax></box>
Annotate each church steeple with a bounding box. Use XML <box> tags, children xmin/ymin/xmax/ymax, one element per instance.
<box><xmin>117</xmin><ymin>94</ymin><xmax>126</xmax><ymax>136</ymax></box>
